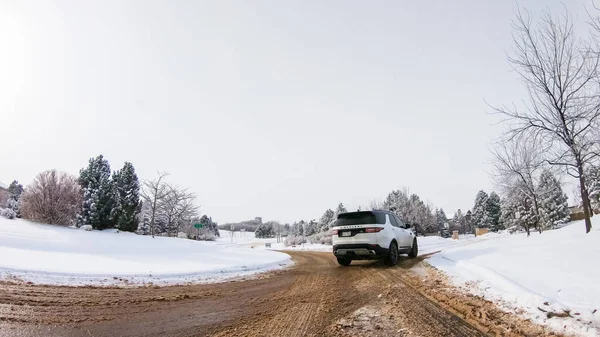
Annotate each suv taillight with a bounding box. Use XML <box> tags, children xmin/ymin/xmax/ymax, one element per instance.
<box><xmin>365</xmin><ymin>227</ymin><xmax>384</xmax><ymax>233</ymax></box>
<box><xmin>331</xmin><ymin>229</ymin><xmax>338</xmax><ymax>235</ymax></box>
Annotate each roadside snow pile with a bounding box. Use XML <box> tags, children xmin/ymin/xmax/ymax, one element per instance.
<box><xmin>428</xmin><ymin>220</ymin><xmax>600</xmax><ymax>337</ymax></box>
<box><xmin>0</xmin><ymin>218</ymin><xmax>291</xmax><ymax>286</ymax></box>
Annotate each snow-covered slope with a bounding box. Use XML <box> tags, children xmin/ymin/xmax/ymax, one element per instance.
<box><xmin>0</xmin><ymin>218</ymin><xmax>291</xmax><ymax>286</ymax></box>
<box><xmin>428</xmin><ymin>220</ymin><xmax>600</xmax><ymax>337</ymax></box>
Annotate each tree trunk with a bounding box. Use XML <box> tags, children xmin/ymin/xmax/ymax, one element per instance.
<box><xmin>578</xmin><ymin>173</ymin><xmax>593</xmax><ymax>233</ymax></box>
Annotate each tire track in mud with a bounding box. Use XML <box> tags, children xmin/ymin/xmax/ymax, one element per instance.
<box><xmin>0</xmin><ymin>252</ymin><xmax>487</xmax><ymax>337</ymax></box>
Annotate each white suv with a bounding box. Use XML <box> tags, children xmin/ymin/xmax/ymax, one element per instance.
<box><xmin>331</xmin><ymin>210</ymin><xmax>418</xmax><ymax>266</ymax></box>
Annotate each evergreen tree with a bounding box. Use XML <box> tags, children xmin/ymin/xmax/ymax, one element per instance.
<box><xmin>137</xmin><ymin>201</ymin><xmax>151</xmax><ymax>235</ymax></box>
<box><xmin>435</xmin><ymin>208</ymin><xmax>447</xmax><ymax>230</ymax></box>
<box><xmin>111</xmin><ymin>162</ymin><xmax>141</xmax><ymax>232</ymax></box>
<box><xmin>291</xmin><ymin>222</ymin><xmax>300</xmax><ymax>236</ymax></box>
<box><xmin>585</xmin><ymin>164</ymin><xmax>600</xmax><ymax>210</ymax></box>
<box><xmin>318</xmin><ymin>209</ymin><xmax>335</xmax><ymax>232</ymax></box>
<box><xmin>255</xmin><ymin>221</ymin><xmax>275</xmax><ymax>238</ymax></box>
<box><xmin>452</xmin><ymin>209</ymin><xmax>464</xmax><ymax>232</ymax></box>
<box><xmin>7</xmin><ymin>180</ymin><xmax>24</xmax><ymax>217</ymax></box>
<box><xmin>486</xmin><ymin>192</ymin><xmax>502</xmax><ymax>231</ymax></box>
<box><xmin>78</xmin><ymin>155</ymin><xmax>115</xmax><ymax>230</ymax></box>
<box><xmin>383</xmin><ymin>189</ymin><xmax>409</xmax><ymax>219</ymax></box>
<box><xmin>297</xmin><ymin>220</ymin><xmax>305</xmax><ymax>236</ymax></box>
<box><xmin>538</xmin><ymin>170</ymin><xmax>570</xmax><ymax>230</ymax></box>
<box><xmin>305</xmin><ymin>219</ymin><xmax>318</xmax><ymax>236</ymax></box>
<box><xmin>199</xmin><ymin>214</ymin><xmax>220</xmax><ymax>237</ymax></box>
<box><xmin>335</xmin><ymin>203</ymin><xmax>347</xmax><ymax>215</ymax></box>
<box><xmin>501</xmin><ymin>190</ymin><xmax>536</xmax><ymax>236</ymax></box>
<box><xmin>472</xmin><ymin>190</ymin><xmax>490</xmax><ymax>228</ymax></box>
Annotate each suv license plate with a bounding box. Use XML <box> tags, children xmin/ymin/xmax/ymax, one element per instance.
<box><xmin>341</xmin><ymin>231</ymin><xmax>351</xmax><ymax>237</ymax></box>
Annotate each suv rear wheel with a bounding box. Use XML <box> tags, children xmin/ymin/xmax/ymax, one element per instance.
<box><xmin>407</xmin><ymin>239</ymin><xmax>418</xmax><ymax>259</ymax></box>
<box><xmin>337</xmin><ymin>257</ymin><xmax>351</xmax><ymax>266</ymax></box>
<box><xmin>384</xmin><ymin>242</ymin><xmax>399</xmax><ymax>266</ymax></box>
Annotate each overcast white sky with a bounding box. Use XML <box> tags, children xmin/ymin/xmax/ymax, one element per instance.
<box><xmin>0</xmin><ymin>0</ymin><xmax>593</xmax><ymax>223</ymax></box>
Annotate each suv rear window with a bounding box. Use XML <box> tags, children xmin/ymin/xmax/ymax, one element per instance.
<box><xmin>335</xmin><ymin>212</ymin><xmax>386</xmax><ymax>226</ymax></box>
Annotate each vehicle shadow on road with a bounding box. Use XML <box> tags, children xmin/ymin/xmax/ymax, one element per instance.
<box><xmin>345</xmin><ymin>252</ymin><xmax>439</xmax><ymax>270</ymax></box>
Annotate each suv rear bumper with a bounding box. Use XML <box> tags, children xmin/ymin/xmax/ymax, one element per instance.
<box><xmin>333</xmin><ymin>244</ymin><xmax>389</xmax><ymax>260</ymax></box>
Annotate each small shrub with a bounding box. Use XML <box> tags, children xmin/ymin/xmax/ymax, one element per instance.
<box><xmin>284</xmin><ymin>235</ymin><xmax>306</xmax><ymax>246</ymax></box>
<box><xmin>197</xmin><ymin>231</ymin><xmax>216</xmax><ymax>241</ymax></box>
<box><xmin>308</xmin><ymin>231</ymin><xmax>332</xmax><ymax>245</ymax></box>
<box><xmin>0</xmin><ymin>208</ymin><xmax>16</xmax><ymax>219</ymax></box>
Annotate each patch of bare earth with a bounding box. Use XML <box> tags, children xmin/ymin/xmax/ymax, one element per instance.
<box><xmin>0</xmin><ymin>251</ymin><xmax>570</xmax><ymax>337</ymax></box>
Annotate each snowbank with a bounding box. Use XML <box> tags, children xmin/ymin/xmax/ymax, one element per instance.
<box><xmin>428</xmin><ymin>220</ymin><xmax>600</xmax><ymax>337</ymax></box>
<box><xmin>0</xmin><ymin>218</ymin><xmax>291</xmax><ymax>286</ymax></box>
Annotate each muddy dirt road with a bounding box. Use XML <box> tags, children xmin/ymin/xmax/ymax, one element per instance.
<box><xmin>0</xmin><ymin>252</ymin><xmax>487</xmax><ymax>337</ymax></box>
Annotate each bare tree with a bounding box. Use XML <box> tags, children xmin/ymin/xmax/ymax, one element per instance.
<box><xmin>492</xmin><ymin>7</ymin><xmax>600</xmax><ymax>233</ymax></box>
<box><xmin>20</xmin><ymin>170</ymin><xmax>82</xmax><ymax>226</ymax></box>
<box><xmin>162</xmin><ymin>185</ymin><xmax>198</xmax><ymax>236</ymax></box>
<box><xmin>491</xmin><ymin>136</ymin><xmax>545</xmax><ymax>234</ymax></box>
<box><xmin>141</xmin><ymin>171</ymin><xmax>169</xmax><ymax>238</ymax></box>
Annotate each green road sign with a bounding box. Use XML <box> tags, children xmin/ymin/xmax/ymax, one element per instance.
<box><xmin>194</xmin><ymin>223</ymin><xmax>203</xmax><ymax>229</ymax></box>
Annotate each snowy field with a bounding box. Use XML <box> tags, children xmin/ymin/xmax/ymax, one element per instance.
<box><xmin>217</xmin><ymin>230</ymin><xmax>333</xmax><ymax>251</ymax></box>
<box><xmin>0</xmin><ymin>218</ymin><xmax>291</xmax><ymax>286</ymax></box>
<box><xmin>428</xmin><ymin>220</ymin><xmax>600</xmax><ymax>337</ymax></box>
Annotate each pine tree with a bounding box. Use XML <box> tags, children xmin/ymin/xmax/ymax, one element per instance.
<box><xmin>486</xmin><ymin>192</ymin><xmax>502</xmax><ymax>231</ymax></box>
<box><xmin>297</xmin><ymin>220</ymin><xmax>305</xmax><ymax>236</ymax></box>
<box><xmin>335</xmin><ymin>203</ymin><xmax>347</xmax><ymax>215</ymax></box>
<box><xmin>198</xmin><ymin>215</ymin><xmax>220</xmax><ymax>237</ymax></box>
<box><xmin>501</xmin><ymin>189</ymin><xmax>536</xmax><ymax>236</ymax></box>
<box><xmin>472</xmin><ymin>190</ymin><xmax>490</xmax><ymax>229</ymax></box>
<box><xmin>7</xmin><ymin>180</ymin><xmax>24</xmax><ymax>218</ymax></box>
<box><xmin>137</xmin><ymin>201</ymin><xmax>151</xmax><ymax>235</ymax></box>
<box><xmin>435</xmin><ymin>208</ymin><xmax>447</xmax><ymax>230</ymax></box>
<box><xmin>255</xmin><ymin>221</ymin><xmax>275</xmax><ymax>238</ymax></box>
<box><xmin>305</xmin><ymin>219</ymin><xmax>318</xmax><ymax>236</ymax></box>
<box><xmin>383</xmin><ymin>189</ymin><xmax>409</xmax><ymax>219</ymax></box>
<box><xmin>585</xmin><ymin>164</ymin><xmax>600</xmax><ymax>210</ymax></box>
<box><xmin>111</xmin><ymin>162</ymin><xmax>141</xmax><ymax>232</ymax></box>
<box><xmin>318</xmin><ymin>209</ymin><xmax>335</xmax><ymax>232</ymax></box>
<box><xmin>538</xmin><ymin>170</ymin><xmax>570</xmax><ymax>230</ymax></box>
<box><xmin>78</xmin><ymin>155</ymin><xmax>115</xmax><ymax>230</ymax></box>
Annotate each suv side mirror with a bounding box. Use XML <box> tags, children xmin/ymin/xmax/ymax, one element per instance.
<box><xmin>405</xmin><ymin>223</ymin><xmax>412</xmax><ymax>229</ymax></box>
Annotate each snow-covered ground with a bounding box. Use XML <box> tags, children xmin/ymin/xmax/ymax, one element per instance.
<box><xmin>428</xmin><ymin>220</ymin><xmax>600</xmax><ymax>337</ymax></box>
<box><xmin>217</xmin><ymin>230</ymin><xmax>333</xmax><ymax>251</ymax></box>
<box><xmin>0</xmin><ymin>218</ymin><xmax>291</xmax><ymax>286</ymax></box>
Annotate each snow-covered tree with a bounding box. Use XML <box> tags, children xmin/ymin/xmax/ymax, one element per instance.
<box><xmin>6</xmin><ymin>180</ymin><xmax>23</xmax><ymax>218</ymax></box>
<box><xmin>137</xmin><ymin>201</ymin><xmax>151</xmax><ymax>235</ymax></box>
<box><xmin>451</xmin><ymin>209</ymin><xmax>463</xmax><ymax>232</ymax></box>
<box><xmin>383</xmin><ymin>189</ymin><xmax>410</xmax><ymax>219</ymax></box>
<box><xmin>141</xmin><ymin>172</ymin><xmax>170</xmax><ymax>237</ymax></box>
<box><xmin>198</xmin><ymin>214</ymin><xmax>219</xmax><ymax>237</ymax></box>
<box><xmin>538</xmin><ymin>170</ymin><xmax>569</xmax><ymax>230</ymax></box>
<box><xmin>318</xmin><ymin>208</ymin><xmax>335</xmax><ymax>232</ymax></box>
<box><xmin>78</xmin><ymin>155</ymin><xmax>115</xmax><ymax>230</ymax></box>
<box><xmin>472</xmin><ymin>190</ymin><xmax>490</xmax><ymax>229</ymax></box>
<box><xmin>305</xmin><ymin>219</ymin><xmax>318</xmax><ymax>236</ymax></box>
<box><xmin>501</xmin><ymin>189</ymin><xmax>536</xmax><ymax>236</ymax></box>
<box><xmin>435</xmin><ymin>208</ymin><xmax>448</xmax><ymax>230</ymax></box>
<box><xmin>111</xmin><ymin>162</ymin><xmax>141</xmax><ymax>232</ymax></box>
<box><xmin>335</xmin><ymin>203</ymin><xmax>347</xmax><ymax>216</ymax></box>
<box><xmin>585</xmin><ymin>164</ymin><xmax>600</xmax><ymax>211</ymax></box>
<box><xmin>255</xmin><ymin>221</ymin><xmax>275</xmax><ymax>238</ymax></box>
<box><xmin>486</xmin><ymin>192</ymin><xmax>502</xmax><ymax>231</ymax></box>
